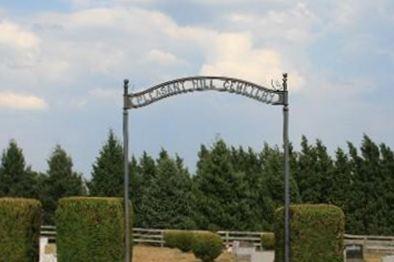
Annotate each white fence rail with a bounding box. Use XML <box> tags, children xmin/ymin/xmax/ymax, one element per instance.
<box><xmin>217</xmin><ymin>230</ymin><xmax>267</xmax><ymax>249</ymax></box>
<box><xmin>40</xmin><ymin>226</ymin><xmax>394</xmax><ymax>254</ymax></box>
<box><xmin>40</xmin><ymin>225</ymin><xmax>56</xmax><ymax>240</ymax></box>
<box><xmin>344</xmin><ymin>234</ymin><xmax>394</xmax><ymax>254</ymax></box>
<box><xmin>132</xmin><ymin>228</ymin><xmax>164</xmax><ymax>247</ymax></box>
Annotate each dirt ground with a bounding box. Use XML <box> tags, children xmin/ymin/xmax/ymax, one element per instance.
<box><xmin>133</xmin><ymin>245</ymin><xmax>235</xmax><ymax>262</ymax></box>
<box><xmin>44</xmin><ymin>244</ymin><xmax>388</xmax><ymax>261</ymax></box>
<box><xmin>132</xmin><ymin>246</ymin><xmax>389</xmax><ymax>262</ymax></box>
<box><xmin>364</xmin><ymin>252</ymin><xmax>386</xmax><ymax>262</ymax></box>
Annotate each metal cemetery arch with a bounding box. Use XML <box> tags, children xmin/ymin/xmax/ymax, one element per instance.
<box><xmin>122</xmin><ymin>75</ymin><xmax>291</xmax><ymax>262</ymax></box>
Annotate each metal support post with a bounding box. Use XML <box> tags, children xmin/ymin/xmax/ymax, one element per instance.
<box><xmin>123</xmin><ymin>79</ymin><xmax>131</xmax><ymax>262</ymax></box>
<box><xmin>283</xmin><ymin>73</ymin><xmax>290</xmax><ymax>262</ymax></box>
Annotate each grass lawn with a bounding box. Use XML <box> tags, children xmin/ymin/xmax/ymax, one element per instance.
<box><xmin>133</xmin><ymin>245</ymin><xmax>235</xmax><ymax>262</ymax></box>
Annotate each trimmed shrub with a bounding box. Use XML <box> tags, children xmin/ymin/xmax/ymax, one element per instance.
<box><xmin>0</xmin><ymin>198</ymin><xmax>41</xmax><ymax>262</ymax></box>
<box><xmin>191</xmin><ymin>231</ymin><xmax>223</xmax><ymax>262</ymax></box>
<box><xmin>55</xmin><ymin>197</ymin><xmax>132</xmax><ymax>262</ymax></box>
<box><xmin>164</xmin><ymin>230</ymin><xmax>195</xmax><ymax>252</ymax></box>
<box><xmin>274</xmin><ymin>204</ymin><xmax>345</xmax><ymax>262</ymax></box>
<box><xmin>261</xmin><ymin>232</ymin><xmax>275</xmax><ymax>250</ymax></box>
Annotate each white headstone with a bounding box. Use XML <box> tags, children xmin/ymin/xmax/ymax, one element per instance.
<box><xmin>39</xmin><ymin>237</ymin><xmax>57</xmax><ymax>262</ymax></box>
<box><xmin>382</xmin><ymin>255</ymin><xmax>394</xmax><ymax>262</ymax></box>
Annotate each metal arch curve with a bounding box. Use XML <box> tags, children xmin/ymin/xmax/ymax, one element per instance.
<box><xmin>126</xmin><ymin>76</ymin><xmax>285</xmax><ymax>109</ymax></box>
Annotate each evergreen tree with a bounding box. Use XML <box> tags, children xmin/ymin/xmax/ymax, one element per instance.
<box><xmin>152</xmin><ymin>150</ymin><xmax>194</xmax><ymax>228</ymax></box>
<box><xmin>230</xmin><ymin>146</ymin><xmax>270</xmax><ymax>230</ymax></box>
<box><xmin>25</xmin><ymin>169</ymin><xmax>46</xmax><ymax>199</ymax></box>
<box><xmin>295</xmin><ymin>137</ymin><xmax>333</xmax><ymax>203</ymax></box>
<box><xmin>136</xmin><ymin>152</ymin><xmax>157</xmax><ymax>228</ymax></box>
<box><xmin>359</xmin><ymin>135</ymin><xmax>385</xmax><ymax>234</ymax></box>
<box><xmin>89</xmin><ymin>130</ymin><xmax>123</xmax><ymax>196</ymax></box>
<box><xmin>239</xmin><ymin>147</ymin><xmax>267</xmax><ymax>230</ymax></box>
<box><xmin>379</xmin><ymin>143</ymin><xmax>394</xmax><ymax>234</ymax></box>
<box><xmin>193</xmin><ymin>140</ymin><xmax>243</xmax><ymax>230</ymax></box>
<box><xmin>260</xmin><ymin>144</ymin><xmax>300</xmax><ymax>215</ymax></box>
<box><xmin>42</xmin><ymin>145</ymin><xmax>85</xmax><ymax>224</ymax></box>
<box><xmin>135</xmin><ymin>150</ymin><xmax>194</xmax><ymax>228</ymax></box>
<box><xmin>330</xmin><ymin>148</ymin><xmax>352</xmax><ymax>210</ymax></box>
<box><xmin>314</xmin><ymin>139</ymin><xmax>335</xmax><ymax>203</ymax></box>
<box><xmin>129</xmin><ymin>156</ymin><xmax>139</xmax><ymax>218</ymax></box>
<box><xmin>346</xmin><ymin>141</ymin><xmax>365</xmax><ymax>234</ymax></box>
<box><xmin>345</xmin><ymin>136</ymin><xmax>388</xmax><ymax>234</ymax></box>
<box><xmin>0</xmin><ymin>140</ymin><xmax>38</xmax><ymax>198</ymax></box>
<box><xmin>295</xmin><ymin>136</ymin><xmax>318</xmax><ymax>202</ymax></box>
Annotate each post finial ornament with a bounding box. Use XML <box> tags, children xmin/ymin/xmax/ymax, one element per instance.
<box><xmin>123</xmin><ymin>79</ymin><xmax>129</xmax><ymax>95</ymax></box>
<box><xmin>282</xmin><ymin>73</ymin><xmax>288</xmax><ymax>91</ymax></box>
<box><xmin>282</xmin><ymin>73</ymin><xmax>288</xmax><ymax>107</ymax></box>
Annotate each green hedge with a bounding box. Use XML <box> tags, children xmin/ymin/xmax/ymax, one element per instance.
<box><xmin>55</xmin><ymin>197</ymin><xmax>132</xmax><ymax>262</ymax></box>
<box><xmin>163</xmin><ymin>230</ymin><xmax>223</xmax><ymax>261</ymax></box>
<box><xmin>274</xmin><ymin>204</ymin><xmax>345</xmax><ymax>262</ymax></box>
<box><xmin>191</xmin><ymin>231</ymin><xmax>223</xmax><ymax>262</ymax></box>
<box><xmin>0</xmin><ymin>198</ymin><xmax>41</xmax><ymax>262</ymax></box>
<box><xmin>261</xmin><ymin>232</ymin><xmax>275</xmax><ymax>250</ymax></box>
<box><xmin>164</xmin><ymin>230</ymin><xmax>195</xmax><ymax>252</ymax></box>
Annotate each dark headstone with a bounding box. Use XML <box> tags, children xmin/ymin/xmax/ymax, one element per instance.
<box><xmin>345</xmin><ymin>244</ymin><xmax>363</xmax><ymax>259</ymax></box>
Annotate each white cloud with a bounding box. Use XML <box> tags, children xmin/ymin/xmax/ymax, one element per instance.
<box><xmin>68</xmin><ymin>0</ymin><xmax>157</xmax><ymax>9</ymax></box>
<box><xmin>0</xmin><ymin>21</ymin><xmax>41</xmax><ymax>68</ymax></box>
<box><xmin>328</xmin><ymin>0</ymin><xmax>385</xmax><ymax>27</ymax></box>
<box><xmin>146</xmin><ymin>49</ymin><xmax>184</xmax><ymax>65</ymax></box>
<box><xmin>29</xmin><ymin>7</ymin><xmax>187</xmax><ymax>79</ymax></box>
<box><xmin>200</xmin><ymin>33</ymin><xmax>303</xmax><ymax>90</ymax></box>
<box><xmin>0</xmin><ymin>91</ymin><xmax>47</xmax><ymax>110</ymax></box>
<box><xmin>89</xmin><ymin>88</ymin><xmax>118</xmax><ymax>100</ymax></box>
<box><xmin>223</xmin><ymin>2</ymin><xmax>319</xmax><ymax>45</ymax></box>
<box><xmin>0</xmin><ymin>2</ymin><xmax>377</xmax><ymax>101</ymax></box>
<box><xmin>189</xmin><ymin>0</ymin><xmax>282</xmax><ymax>5</ymax></box>
<box><xmin>0</xmin><ymin>21</ymin><xmax>40</xmax><ymax>49</ymax></box>
<box><xmin>0</xmin><ymin>5</ymin><xmax>308</xmax><ymax>102</ymax></box>
<box><xmin>69</xmin><ymin>98</ymin><xmax>88</xmax><ymax>109</ymax></box>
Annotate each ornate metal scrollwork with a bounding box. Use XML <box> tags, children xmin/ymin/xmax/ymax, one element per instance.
<box><xmin>271</xmin><ymin>79</ymin><xmax>283</xmax><ymax>91</ymax></box>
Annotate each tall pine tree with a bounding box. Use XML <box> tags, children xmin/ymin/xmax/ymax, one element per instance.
<box><xmin>315</xmin><ymin>139</ymin><xmax>335</xmax><ymax>203</ymax></box>
<box><xmin>379</xmin><ymin>143</ymin><xmax>394</xmax><ymax>234</ymax></box>
<box><xmin>42</xmin><ymin>145</ymin><xmax>85</xmax><ymax>224</ymax></box>
<box><xmin>89</xmin><ymin>130</ymin><xmax>123</xmax><ymax>196</ymax></box>
<box><xmin>295</xmin><ymin>137</ymin><xmax>333</xmax><ymax>203</ymax></box>
<box><xmin>0</xmin><ymin>140</ymin><xmax>38</xmax><ymax>198</ymax></box>
<box><xmin>152</xmin><ymin>150</ymin><xmax>194</xmax><ymax>229</ymax></box>
<box><xmin>129</xmin><ymin>156</ymin><xmax>139</xmax><ymax>217</ymax></box>
<box><xmin>136</xmin><ymin>151</ymin><xmax>157</xmax><ymax>228</ymax></box>
<box><xmin>260</xmin><ymin>144</ymin><xmax>300</xmax><ymax>225</ymax></box>
<box><xmin>135</xmin><ymin>150</ymin><xmax>194</xmax><ymax>228</ymax></box>
<box><xmin>230</xmin><ymin>145</ymin><xmax>271</xmax><ymax>230</ymax></box>
<box><xmin>330</xmin><ymin>148</ymin><xmax>352</xmax><ymax>210</ymax></box>
<box><xmin>359</xmin><ymin>135</ymin><xmax>385</xmax><ymax>234</ymax></box>
<box><xmin>295</xmin><ymin>136</ymin><xmax>318</xmax><ymax>202</ymax></box>
<box><xmin>193</xmin><ymin>140</ymin><xmax>244</xmax><ymax>230</ymax></box>
<box><xmin>346</xmin><ymin>141</ymin><xmax>365</xmax><ymax>234</ymax></box>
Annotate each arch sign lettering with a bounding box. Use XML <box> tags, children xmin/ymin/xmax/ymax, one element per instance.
<box><xmin>126</xmin><ymin>76</ymin><xmax>285</xmax><ymax>108</ymax></box>
<box><xmin>121</xmin><ymin>75</ymin><xmax>291</xmax><ymax>262</ymax></box>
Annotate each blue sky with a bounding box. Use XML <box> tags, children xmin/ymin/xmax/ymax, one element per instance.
<box><xmin>1</xmin><ymin>0</ymin><xmax>393</xmax><ymax>177</ymax></box>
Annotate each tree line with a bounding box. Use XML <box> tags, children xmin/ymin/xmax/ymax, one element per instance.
<box><xmin>0</xmin><ymin>131</ymin><xmax>393</xmax><ymax>235</ymax></box>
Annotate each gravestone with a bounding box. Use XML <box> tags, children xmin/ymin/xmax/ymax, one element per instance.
<box><xmin>345</xmin><ymin>244</ymin><xmax>363</xmax><ymax>262</ymax></box>
<box><xmin>233</xmin><ymin>241</ymin><xmax>255</xmax><ymax>262</ymax></box>
<box><xmin>382</xmin><ymin>255</ymin><xmax>394</xmax><ymax>262</ymax></box>
<box><xmin>39</xmin><ymin>237</ymin><xmax>57</xmax><ymax>262</ymax></box>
